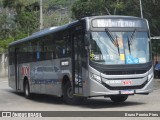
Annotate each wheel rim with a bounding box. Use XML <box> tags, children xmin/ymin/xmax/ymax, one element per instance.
<box><xmin>25</xmin><ymin>83</ymin><xmax>29</xmax><ymax>96</ymax></box>
<box><xmin>67</xmin><ymin>87</ymin><xmax>73</xmax><ymax>98</ymax></box>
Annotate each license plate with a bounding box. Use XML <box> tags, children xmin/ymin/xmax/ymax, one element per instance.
<box><xmin>121</xmin><ymin>90</ymin><xmax>134</xmax><ymax>94</ymax></box>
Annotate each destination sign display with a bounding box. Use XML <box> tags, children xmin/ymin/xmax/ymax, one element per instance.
<box><xmin>92</xmin><ymin>19</ymin><xmax>145</xmax><ymax>28</ymax></box>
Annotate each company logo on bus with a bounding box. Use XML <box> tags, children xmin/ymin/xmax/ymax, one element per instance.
<box><xmin>122</xmin><ymin>80</ymin><xmax>132</xmax><ymax>86</ymax></box>
<box><xmin>21</xmin><ymin>64</ymin><xmax>30</xmax><ymax>79</ymax></box>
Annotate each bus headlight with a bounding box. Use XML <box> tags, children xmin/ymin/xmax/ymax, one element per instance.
<box><xmin>90</xmin><ymin>73</ymin><xmax>101</xmax><ymax>83</ymax></box>
<box><xmin>148</xmin><ymin>71</ymin><xmax>153</xmax><ymax>81</ymax></box>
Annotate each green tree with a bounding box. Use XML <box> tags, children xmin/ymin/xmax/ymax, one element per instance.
<box><xmin>142</xmin><ymin>0</ymin><xmax>160</xmax><ymax>36</ymax></box>
<box><xmin>0</xmin><ymin>0</ymin><xmax>39</xmax><ymax>51</ymax></box>
<box><xmin>43</xmin><ymin>0</ymin><xmax>74</xmax><ymax>27</ymax></box>
<box><xmin>71</xmin><ymin>0</ymin><xmax>140</xmax><ymax>19</ymax></box>
<box><xmin>72</xmin><ymin>0</ymin><xmax>106</xmax><ymax>19</ymax></box>
<box><xmin>3</xmin><ymin>0</ymin><xmax>39</xmax><ymax>36</ymax></box>
<box><xmin>16</xmin><ymin>11</ymin><xmax>39</xmax><ymax>36</ymax></box>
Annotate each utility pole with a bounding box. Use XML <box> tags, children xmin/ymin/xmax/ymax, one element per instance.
<box><xmin>139</xmin><ymin>0</ymin><xmax>143</xmax><ymax>18</ymax></box>
<box><xmin>40</xmin><ymin>0</ymin><xmax>43</xmax><ymax>30</ymax></box>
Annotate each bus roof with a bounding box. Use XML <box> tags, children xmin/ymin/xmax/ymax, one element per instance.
<box><xmin>9</xmin><ymin>15</ymin><xmax>145</xmax><ymax>46</ymax></box>
<box><xmin>9</xmin><ymin>20</ymin><xmax>80</xmax><ymax>46</ymax></box>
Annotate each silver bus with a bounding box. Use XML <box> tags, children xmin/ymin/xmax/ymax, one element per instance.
<box><xmin>8</xmin><ymin>15</ymin><xmax>154</xmax><ymax>104</ymax></box>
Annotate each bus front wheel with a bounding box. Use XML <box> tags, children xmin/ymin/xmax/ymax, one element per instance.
<box><xmin>24</xmin><ymin>80</ymin><xmax>31</xmax><ymax>99</ymax></box>
<box><xmin>63</xmin><ymin>81</ymin><xmax>83</xmax><ymax>105</ymax></box>
<box><xmin>110</xmin><ymin>95</ymin><xmax>128</xmax><ymax>103</ymax></box>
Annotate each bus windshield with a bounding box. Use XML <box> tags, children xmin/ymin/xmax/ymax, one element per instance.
<box><xmin>90</xmin><ymin>31</ymin><xmax>150</xmax><ymax>65</ymax></box>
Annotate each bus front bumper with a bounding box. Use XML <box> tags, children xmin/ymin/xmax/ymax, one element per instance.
<box><xmin>88</xmin><ymin>76</ymin><xmax>154</xmax><ymax>97</ymax></box>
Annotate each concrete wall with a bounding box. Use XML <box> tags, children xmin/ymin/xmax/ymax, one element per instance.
<box><xmin>0</xmin><ymin>53</ymin><xmax>8</xmax><ymax>77</ymax></box>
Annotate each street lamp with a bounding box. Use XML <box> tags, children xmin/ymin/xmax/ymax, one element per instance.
<box><xmin>139</xmin><ymin>0</ymin><xmax>143</xmax><ymax>18</ymax></box>
<box><xmin>40</xmin><ymin>0</ymin><xmax>43</xmax><ymax>30</ymax></box>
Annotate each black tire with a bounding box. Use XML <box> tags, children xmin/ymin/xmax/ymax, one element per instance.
<box><xmin>24</xmin><ymin>80</ymin><xmax>31</xmax><ymax>99</ymax></box>
<box><xmin>110</xmin><ymin>95</ymin><xmax>128</xmax><ymax>103</ymax></box>
<box><xmin>63</xmin><ymin>82</ymin><xmax>83</xmax><ymax>105</ymax></box>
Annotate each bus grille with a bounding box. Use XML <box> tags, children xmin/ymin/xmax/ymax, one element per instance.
<box><xmin>104</xmin><ymin>70</ymin><xmax>147</xmax><ymax>75</ymax></box>
<box><xmin>102</xmin><ymin>80</ymin><xmax>148</xmax><ymax>90</ymax></box>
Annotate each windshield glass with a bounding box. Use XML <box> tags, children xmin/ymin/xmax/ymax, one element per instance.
<box><xmin>90</xmin><ymin>31</ymin><xmax>150</xmax><ymax>65</ymax></box>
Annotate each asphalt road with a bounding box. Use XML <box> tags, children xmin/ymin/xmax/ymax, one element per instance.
<box><xmin>0</xmin><ymin>77</ymin><xmax>160</xmax><ymax>120</ymax></box>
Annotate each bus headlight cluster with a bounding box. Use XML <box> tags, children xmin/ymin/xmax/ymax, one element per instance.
<box><xmin>90</xmin><ymin>73</ymin><xmax>101</xmax><ymax>83</ymax></box>
<box><xmin>148</xmin><ymin>71</ymin><xmax>153</xmax><ymax>81</ymax></box>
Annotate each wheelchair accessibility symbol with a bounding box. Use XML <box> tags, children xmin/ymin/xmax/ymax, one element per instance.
<box><xmin>126</xmin><ymin>56</ymin><xmax>139</xmax><ymax>64</ymax></box>
<box><xmin>126</xmin><ymin>57</ymin><xmax>132</xmax><ymax>64</ymax></box>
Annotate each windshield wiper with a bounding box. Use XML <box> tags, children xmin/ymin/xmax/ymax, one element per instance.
<box><xmin>129</xmin><ymin>29</ymin><xmax>136</xmax><ymax>45</ymax></box>
<box><xmin>127</xmin><ymin>36</ymin><xmax>131</xmax><ymax>55</ymax></box>
<box><xmin>127</xmin><ymin>29</ymin><xmax>136</xmax><ymax>54</ymax></box>
<box><xmin>115</xmin><ymin>36</ymin><xmax>120</xmax><ymax>56</ymax></box>
<box><xmin>105</xmin><ymin>28</ymin><xmax>120</xmax><ymax>55</ymax></box>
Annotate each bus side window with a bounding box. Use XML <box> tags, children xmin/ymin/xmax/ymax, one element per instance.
<box><xmin>64</xmin><ymin>32</ymin><xmax>71</xmax><ymax>57</ymax></box>
<box><xmin>55</xmin><ymin>31</ymin><xmax>70</xmax><ymax>58</ymax></box>
<box><xmin>18</xmin><ymin>44</ymin><xmax>28</xmax><ymax>63</ymax></box>
<box><xmin>31</xmin><ymin>41</ymin><xmax>37</xmax><ymax>62</ymax></box>
<box><xmin>9</xmin><ymin>47</ymin><xmax>15</xmax><ymax>65</ymax></box>
<box><xmin>36</xmin><ymin>40</ymin><xmax>44</xmax><ymax>61</ymax></box>
<box><xmin>27</xmin><ymin>42</ymin><xmax>34</xmax><ymax>62</ymax></box>
<box><xmin>43</xmin><ymin>35</ymin><xmax>55</xmax><ymax>60</ymax></box>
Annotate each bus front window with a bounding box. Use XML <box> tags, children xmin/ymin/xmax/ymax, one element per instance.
<box><xmin>90</xmin><ymin>31</ymin><xmax>150</xmax><ymax>65</ymax></box>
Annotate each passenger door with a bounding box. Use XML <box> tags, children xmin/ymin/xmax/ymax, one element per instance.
<box><xmin>72</xmin><ymin>28</ymin><xmax>85</xmax><ymax>95</ymax></box>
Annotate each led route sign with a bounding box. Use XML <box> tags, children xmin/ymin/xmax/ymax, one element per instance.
<box><xmin>92</xmin><ymin>19</ymin><xmax>146</xmax><ymax>28</ymax></box>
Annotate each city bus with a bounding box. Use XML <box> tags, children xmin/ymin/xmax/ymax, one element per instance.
<box><xmin>8</xmin><ymin>15</ymin><xmax>154</xmax><ymax>104</ymax></box>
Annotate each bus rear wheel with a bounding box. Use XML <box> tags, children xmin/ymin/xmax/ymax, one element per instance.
<box><xmin>24</xmin><ymin>80</ymin><xmax>31</xmax><ymax>99</ymax></box>
<box><xmin>63</xmin><ymin>81</ymin><xmax>83</xmax><ymax>105</ymax></box>
<box><xmin>110</xmin><ymin>95</ymin><xmax>128</xmax><ymax>103</ymax></box>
